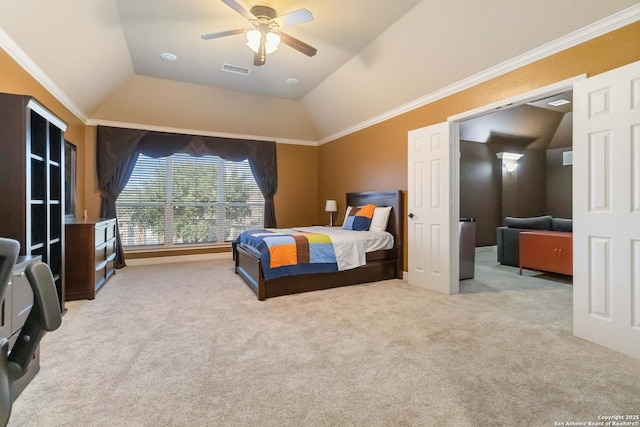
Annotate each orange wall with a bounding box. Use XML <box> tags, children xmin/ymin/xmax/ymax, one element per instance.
<box><xmin>275</xmin><ymin>143</ymin><xmax>318</xmax><ymax>227</ymax></box>
<box><xmin>318</xmin><ymin>21</ymin><xmax>640</xmax><ymax>271</ymax></box>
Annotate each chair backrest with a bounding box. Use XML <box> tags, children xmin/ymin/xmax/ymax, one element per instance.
<box><xmin>0</xmin><ymin>239</ymin><xmax>19</xmax><ymax>427</ymax></box>
<box><xmin>0</xmin><ymin>240</ymin><xmax>62</xmax><ymax>427</ymax></box>
<box><xmin>24</xmin><ymin>262</ymin><xmax>62</xmax><ymax>332</ymax></box>
<box><xmin>7</xmin><ymin>262</ymin><xmax>62</xmax><ymax>381</ymax></box>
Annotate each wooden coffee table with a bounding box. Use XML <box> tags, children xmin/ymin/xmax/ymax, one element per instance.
<box><xmin>519</xmin><ymin>231</ymin><xmax>573</xmax><ymax>276</ymax></box>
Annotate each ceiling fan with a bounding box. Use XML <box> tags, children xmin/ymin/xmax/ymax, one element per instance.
<box><xmin>201</xmin><ymin>0</ymin><xmax>318</xmax><ymax>66</ymax></box>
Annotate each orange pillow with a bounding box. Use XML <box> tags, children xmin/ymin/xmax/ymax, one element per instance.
<box><xmin>342</xmin><ymin>204</ymin><xmax>376</xmax><ymax>231</ymax></box>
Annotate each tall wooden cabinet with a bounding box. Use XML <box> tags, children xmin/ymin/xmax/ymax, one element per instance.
<box><xmin>0</xmin><ymin>93</ymin><xmax>67</xmax><ymax>312</ymax></box>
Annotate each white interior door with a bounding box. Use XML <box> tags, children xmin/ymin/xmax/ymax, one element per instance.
<box><xmin>573</xmin><ymin>60</ymin><xmax>640</xmax><ymax>359</ymax></box>
<box><xmin>408</xmin><ymin>122</ymin><xmax>457</xmax><ymax>294</ymax></box>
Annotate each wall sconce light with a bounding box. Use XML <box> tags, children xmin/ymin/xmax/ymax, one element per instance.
<box><xmin>496</xmin><ymin>152</ymin><xmax>524</xmax><ymax>174</ymax></box>
<box><xmin>325</xmin><ymin>200</ymin><xmax>337</xmax><ymax>226</ymax></box>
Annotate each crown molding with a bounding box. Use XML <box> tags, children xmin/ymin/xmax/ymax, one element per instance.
<box><xmin>86</xmin><ymin>118</ymin><xmax>318</xmax><ymax>146</ymax></box>
<box><xmin>317</xmin><ymin>3</ymin><xmax>640</xmax><ymax>145</ymax></box>
<box><xmin>0</xmin><ymin>26</ymin><xmax>89</xmax><ymax>123</ymax></box>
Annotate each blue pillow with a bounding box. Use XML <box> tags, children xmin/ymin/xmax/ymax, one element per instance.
<box><xmin>342</xmin><ymin>204</ymin><xmax>376</xmax><ymax>231</ymax></box>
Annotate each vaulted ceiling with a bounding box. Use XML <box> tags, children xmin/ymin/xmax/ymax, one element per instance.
<box><xmin>0</xmin><ymin>0</ymin><xmax>638</xmax><ymax>143</ymax></box>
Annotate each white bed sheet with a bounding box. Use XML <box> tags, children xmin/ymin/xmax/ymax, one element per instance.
<box><xmin>294</xmin><ymin>226</ymin><xmax>394</xmax><ymax>271</ymax></box>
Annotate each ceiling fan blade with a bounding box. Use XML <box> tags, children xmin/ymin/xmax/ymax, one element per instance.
<box><xmin>279</xmin><ymin>32</ymin><xmax>317</xmax><ymax>57</ymax></box>
<box><xmin>221</xmin><ymin>0</ymin><xmax>256</xmax><ymax>21</ymax></box>
<box><xmin>201</xmin><ymin>28</ymin><xmax>245</xmax><ymax>40</ymax></box>
<box><xmin>274</xmin><ymin>8</ymin><xmax>313</xmax><ymax>28</ymax></box>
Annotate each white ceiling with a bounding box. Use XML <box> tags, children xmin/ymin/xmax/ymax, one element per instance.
<box><xmin>0</xmin><ymin>0</ymin><xmax>638</xmax><ymax>143</ymax></box>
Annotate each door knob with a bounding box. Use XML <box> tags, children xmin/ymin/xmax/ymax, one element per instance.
<box><xmin>408</xmin><ymin>213</ymin><xmax>415</xmax><ymax>219</ymax></box>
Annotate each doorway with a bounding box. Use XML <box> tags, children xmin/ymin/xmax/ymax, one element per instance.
<box><xmin>449</xmin><ymin>76</ymin><xmax>585</xmax><ymax>282</ymax></box>
<box><xmin>406</xmin><ymin>77</ymin><xmax>580</xmax><ymax>295</ymax></box>
<box><xmin>407</xmin><ymin>76</ymin><xmax>583</xmax><ymax>294</ymax></box>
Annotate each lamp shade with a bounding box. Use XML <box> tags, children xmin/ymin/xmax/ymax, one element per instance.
<box><xmin>325</xmin><ymin>200</ymin><xmax>337</xmax><ymax>212</ymax></box>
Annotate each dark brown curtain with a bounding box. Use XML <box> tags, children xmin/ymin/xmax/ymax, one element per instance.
<box><xmin>97</xmin><ymin>127</ymin><xmax>146</xmax><ymax>268</ymax></box>
<box><xmin>96</xmin><ymin>126</ymin><xmax>278</xmax><ymax>268</ymax></box>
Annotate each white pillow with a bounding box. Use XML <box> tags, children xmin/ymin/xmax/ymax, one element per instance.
<box><xmin>369</xmin><ymin>206</ymin><xmax>392</xmax><ymax>232</ymax></box>
<box><xmin>341</xmin><ymin>206</ymin><xmax>353</xmax><ymax>227</ymax></box>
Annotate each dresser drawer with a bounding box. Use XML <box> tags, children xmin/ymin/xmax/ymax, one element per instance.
<box><xmin>95</xmin><ymin>243</ymin><xmax>107</xmax><ymax>265</ymax></box>
<box><xmin>95</xmin><ymin>225</ymin><xmax>107</xmax><ymax>246</ymax></box>
<box><xmin>106</xmin><ymin>238</ymin><xmax>116</xmax><ymax>257</ymax></box>
<box><xmin>94</xmin><ymin>265</ymin><xmax>107</xmax><ymax>289</ymax></box>
<box><xmin>106</xmin><ymin>220</ymin><xmax>116</xmax><ymax>240</ymax></box>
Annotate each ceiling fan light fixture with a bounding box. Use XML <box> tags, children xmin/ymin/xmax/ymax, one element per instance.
<box><xmin>246</xmin><ymin>29</ymin><xmax>280</xmax><ymax>54</ymax></box>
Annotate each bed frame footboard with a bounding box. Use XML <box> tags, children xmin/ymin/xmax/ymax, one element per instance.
<box><xmin>234</xmin><ymin>244</ymin><xmax>266</xmax><ymax>300</ymax></box>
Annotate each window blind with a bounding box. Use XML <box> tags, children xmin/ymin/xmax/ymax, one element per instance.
<box><xmin>116</xmin><ymin>153</ymin><xmax>264</xmax><ymax>248</ymax></box>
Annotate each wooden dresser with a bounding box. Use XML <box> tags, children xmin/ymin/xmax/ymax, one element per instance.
<box><xmin>519</xmin><ymin>231</ymin><xmax>573</xmax><ymax>276</ymax></box>
<box><xmin>65</xmin><ymin>218</ymin><xmax>117</xmax><ymax>300</ymax></box>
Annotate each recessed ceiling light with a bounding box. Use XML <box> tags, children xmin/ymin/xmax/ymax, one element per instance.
<box><xmin>286</xmin><ymin>77</ymin><xmax>299</xmax><ymax>84</ymax></box>
<box><xmin>548</xmin><ymin>99</ymin><xmax>571</xmax><ymax>106</ymax></box>
<box><xmin>160</xmin><ymin>52</ymin><xmax>178</xmax><ymax>61</ymax></box>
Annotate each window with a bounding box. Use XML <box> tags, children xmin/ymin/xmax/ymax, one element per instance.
<box><xmin>117</xmin><ymin>153</ymin><xmax>264</xmax><ymax>248</ymax></box>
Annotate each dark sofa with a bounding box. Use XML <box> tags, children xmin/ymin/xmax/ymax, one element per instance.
<box><xmin>496</xmin><ymin>215</ymin><xmax>573</xmax><ymax>267</ymax></box>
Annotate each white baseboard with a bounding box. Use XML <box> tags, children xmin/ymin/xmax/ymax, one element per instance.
<box><xmin>126</xmin><ymin>252</ymin><xmax>232</xmax><ymax>266</ymax></box>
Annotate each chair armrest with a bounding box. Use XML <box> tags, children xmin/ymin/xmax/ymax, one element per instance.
<box><xmin>496</xmin><ymin>227</ymin><xmax>522</xmax><ymax>267</ymax></box>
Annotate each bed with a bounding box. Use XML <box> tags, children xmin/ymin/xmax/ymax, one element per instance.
<box><xmin>233</xmin><ymin>190</ymin><xmax>403</xmax><ymax>300</ymax></box>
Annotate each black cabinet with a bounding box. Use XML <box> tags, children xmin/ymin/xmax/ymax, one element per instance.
<box><xmin>0</xmin><ymin>93</ymin><xmax>67</xmax><ymax>312</ymax></box>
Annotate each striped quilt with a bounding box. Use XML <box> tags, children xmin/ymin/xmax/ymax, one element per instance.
<box><xmin>234</xmin><ymin>228</ymin><xmax>338</xmax><ymax>280</ymax></box>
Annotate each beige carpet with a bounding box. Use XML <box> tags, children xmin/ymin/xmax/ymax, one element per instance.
<box><xmin>8</xmin><ymin>250</ymin><xmax>640</xmax><ymax>426</ymax></box>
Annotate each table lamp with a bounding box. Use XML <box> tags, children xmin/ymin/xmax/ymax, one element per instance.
<box><xmin>325</xmin><ymin>200</ymin><xmax>337</xmax><ymax>226</ymax></box>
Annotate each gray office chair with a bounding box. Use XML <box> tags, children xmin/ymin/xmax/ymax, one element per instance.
<box><xmin>0</xmin><ymin>238</ymin><xmax>62</xmax><ymax>427</ymax></box>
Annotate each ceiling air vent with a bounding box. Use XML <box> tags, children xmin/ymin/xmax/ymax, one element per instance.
<box><xmin>221</xmin><ymin>63</ymin><xmax>251</xmax><ymax>76</ymax></box>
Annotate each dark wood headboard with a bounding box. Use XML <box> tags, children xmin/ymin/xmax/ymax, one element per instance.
<box><xmin>346</xmin><ymin>190</ymin><xmax>403</xmax><ymax>277</ymax></box>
